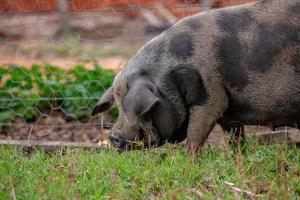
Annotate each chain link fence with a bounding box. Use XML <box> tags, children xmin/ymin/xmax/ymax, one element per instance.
<box><xmin>0</xmin><ymin>0</ymin><xmax>254</xmax><ymax>144</ymax></box>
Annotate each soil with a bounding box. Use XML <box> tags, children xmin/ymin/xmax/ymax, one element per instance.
<box><xmin>0</xmin><ymin>112</ymin><xmax>270</xmax><ymax>149</ymax></box>
<box><xmin>0</xmin><ymin>111</ymin><xmax>229</xmax><ymax>148</ymax></box>
<box><xmin>0</xmin><ymin>114</ymin><xmax>111</xmax><ymax>143</ymax></box>
<box><xmin>1</xmin><ymin>112</ymin><xmax>299</xmax><ymax>150</ymax></box>
<box><xmin>0</xmin><ymin>55</ymin><xmax>127</xmax><ymax>73</ymax></box>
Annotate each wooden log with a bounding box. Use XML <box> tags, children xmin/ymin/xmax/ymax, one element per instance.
<box><xmin>0</xmin><ymin>140</ymin><xmax>101</xmax><ymax>153</ymax></box>
<box><xmin>255</xmin><ymin>128</ymin><xmax>300</xmax><ymax>144</ymax></box>
<box><xmin>286</xmin><ymin>128</ymin><xmax>300</xmax><ymax>143</ymax></box>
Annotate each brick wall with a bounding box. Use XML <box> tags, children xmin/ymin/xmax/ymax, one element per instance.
<box><xmin>0</xmin><ymin>0</ymin><xmax>255</xmax><ymax>13</ymax></box>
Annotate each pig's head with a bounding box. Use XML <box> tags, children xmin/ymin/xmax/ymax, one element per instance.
<box><xmin>92</xmin><ymin>73</ymin><xmax>163</xmax><ymax>148</ymax></box>
<box><xmin>92</xmin><ymin>72</ymin><xmax>187</xmax><ymax>149</ymax></box>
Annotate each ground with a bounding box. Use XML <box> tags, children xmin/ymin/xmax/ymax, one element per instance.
<box><xmin>1</xmin><ymin>114</ymin><xmax>229</xmax><ymax>148</ymax></box>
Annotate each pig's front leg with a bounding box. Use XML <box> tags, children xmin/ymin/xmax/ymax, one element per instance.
<box><xmin>186</xmin><ymin>92</ymin><xmax>228</xmax><ymax>158</ymax></box>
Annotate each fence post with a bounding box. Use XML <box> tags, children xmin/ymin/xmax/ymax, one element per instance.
<box><xmin>200</xmin><ymin>0</ymin><xmax>214</xmax><ymax>10</ymax></box>
<box><xmin>56</xmin><ymin>0</ymin><xmax>70</xmax><ymax>33</ymax></box>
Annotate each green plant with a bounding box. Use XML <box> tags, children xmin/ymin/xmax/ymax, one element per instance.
<box><xmin>0</xmin><ymin>64</ymin><xmax>116</xmax><ymax>124</ymax></box>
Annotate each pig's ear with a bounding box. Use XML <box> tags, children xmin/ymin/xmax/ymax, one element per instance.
<box><xmin>123</xmin><ymin>84</ymin><xmax>159</xmax><ymax>125</ymax></box>
<box><xmin>92</xmin><ymin>87</ymin><xmax>114</xmax><ymax>115</ymax></box>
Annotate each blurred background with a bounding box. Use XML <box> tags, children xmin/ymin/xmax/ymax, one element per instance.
<box><xmin>0</xmin><ymin>0</ymin><xmax>255</xmax><ymax>71</ymax></box>
<box><xmin>0</xmin><ymin>0</ymin><xmax>255</xmax><ymax>144</ymax></box>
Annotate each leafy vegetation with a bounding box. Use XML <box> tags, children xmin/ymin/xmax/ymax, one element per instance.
<box><xmin>0</xmin><ymin>140</ymin><xmax>299</xmax><ymax>199</ymax></box>
<box><xmin>0</xmin><ymin>64</ymin><xmax>116</xmax><ymax>124</ymax></box>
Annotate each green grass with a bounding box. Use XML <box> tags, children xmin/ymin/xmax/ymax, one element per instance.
<box><xmin>0</xmin><ymin>140</ymin><xmax>299</xmax><ymax>199</ymax></box>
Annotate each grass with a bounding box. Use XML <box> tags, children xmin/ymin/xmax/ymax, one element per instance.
<box><xmin>0</xmin><ymin>139</ymin><xmax>299</xmax><ymax>199</ymax></box>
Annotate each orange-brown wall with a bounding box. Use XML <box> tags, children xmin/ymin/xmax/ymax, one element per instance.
<box><xmin>0</xmin><ymin>0</ymin><xmax>255</xmax><ymax>13</ymax></box>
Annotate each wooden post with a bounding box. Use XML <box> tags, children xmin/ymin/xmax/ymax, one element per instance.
<box><xmin>56</xmin><ymin>0</ymin><xmax>70</xmax><ymax>33</ymax></box>
<box><xmin>200</xmin><ymin>0</ymin><xmax>214</xmax><ymax>11</ymax></box>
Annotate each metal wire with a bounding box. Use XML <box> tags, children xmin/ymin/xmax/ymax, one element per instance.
<box><xmin>0</xmin><ymin>123</ymin><xmax>113</xmax><ymax>128</ymax></box>
<box><xmin>0</xmin><ymin>97</ymin><xmax>100</xmax><ymax>102</ymax></box>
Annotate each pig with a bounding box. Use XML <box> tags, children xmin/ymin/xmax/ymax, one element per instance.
<box><xmin>92</xmin><ymin>0</ymin><xmax>300</xmax><ymax>156</ymax></box>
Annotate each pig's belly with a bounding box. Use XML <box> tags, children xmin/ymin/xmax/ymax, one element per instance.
<box><xmin>222</xmin><ymin>98</ymin><xmax>300</xmax><ymax>126</ymax></box>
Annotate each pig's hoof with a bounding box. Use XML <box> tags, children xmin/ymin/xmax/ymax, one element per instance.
<box><xmin>177</xmin><ymin>139</ymin><xmax>187</xmax><ymax>147</ymax></box>
<box><xmin>186</xmin><ymin>140</ymin><xmax>201</xmax><ymax>160</ymax></box>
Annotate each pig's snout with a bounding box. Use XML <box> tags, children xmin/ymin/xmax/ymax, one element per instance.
<box><xmin>109</xmin><ymin>135</ymin><xmax>124</xmax><ymax>148</ymax></box>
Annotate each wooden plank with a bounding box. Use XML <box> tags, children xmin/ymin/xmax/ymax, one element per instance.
<box><xmin>255</xmin><ymin>129</ymin><xmax>300</xmax><ymax>144</ymax></box>
<box><xmin>0</xmin><ymin>140</ymin><xmax>100</xmax><ymax>153</ymax></box>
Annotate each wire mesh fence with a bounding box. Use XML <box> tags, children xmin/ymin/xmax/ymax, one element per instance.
<box><xmin>0</xmin><ymin>0</ymin><xmax>254</xmax><ymax>144</ymax></box>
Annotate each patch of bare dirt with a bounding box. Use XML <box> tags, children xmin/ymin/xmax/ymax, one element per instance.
<box><xmin>0</xmin><ymin>55</ymin><xmax>127</xmax><ymax>73</ymax></box>
<box><xmin>0</xmin><ymin>114</ymin><xmax>110</xmax><ymax>143</ymax></box>
<box><xmin>0</xmin><ymin>117</ymin><xmax>232</xmax><ymax>150</ymax></box>
<box><xmin>1</xmin><ymin>118</ymin><xmax>299</xmax><ymax>148</ymax></box>
<box><xmin>0</xmin><ymin>112</ymin><xmax>227</xmax><ymax>147</ymax></box>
